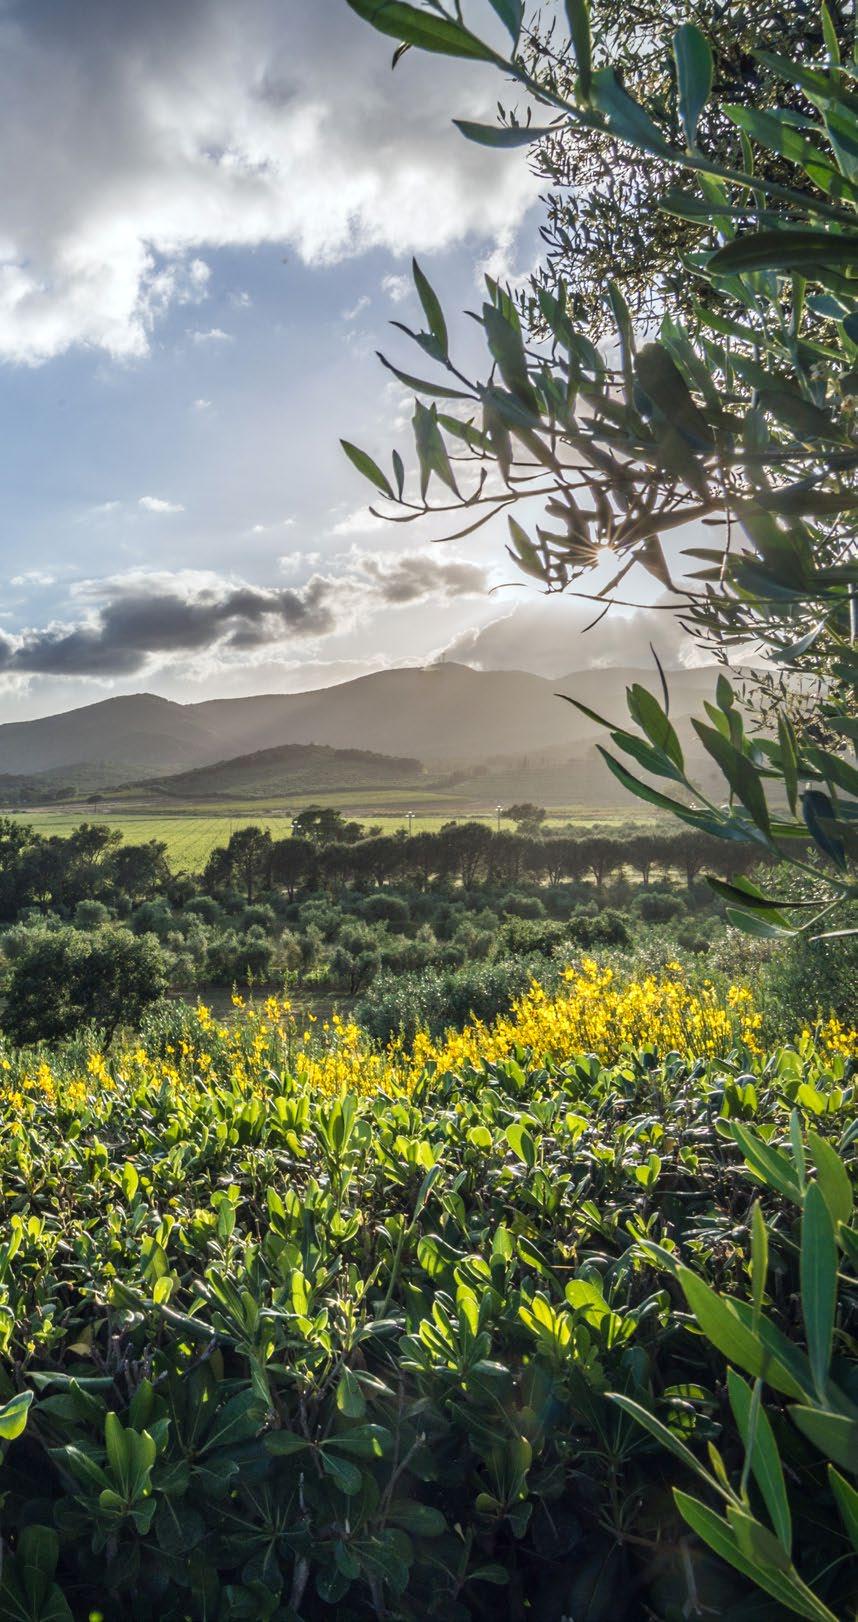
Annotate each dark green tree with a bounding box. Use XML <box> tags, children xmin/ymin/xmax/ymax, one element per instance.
<box><xmin>1</xmin><ymin>927</ymin><xmax>168</xmax><ymax>1046</ymax></box>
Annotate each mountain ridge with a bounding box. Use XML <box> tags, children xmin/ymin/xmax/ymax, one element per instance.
<box><xmin>0</xmin><ymin>662</ymin><xmax>723</xmax><ymax>783</ymax></box>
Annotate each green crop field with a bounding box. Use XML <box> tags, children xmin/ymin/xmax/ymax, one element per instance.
<box><xmin>5</xmin><ymin>801</ymin><xmax>660</xmax><ymax>871</ymax></box>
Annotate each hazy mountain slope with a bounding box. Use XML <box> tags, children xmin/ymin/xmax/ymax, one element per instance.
<box><xmin>0</xmin><ymin>694</ymin><xmax>222</xmax><ymax>776</ymax></box>
<box><xmin>187</xmin><ymin>664</ymin><xmax>722</xmax><ymax>763</ymax></box>
<box><xmin>140</xmin><ymin>742</ymin><xmax>425</xmax><ymax>801</ymax></box>
<box><xmin>0</xmin><ymin>663</ymin><xmax>724</xmax><ymax>786</ymax></box>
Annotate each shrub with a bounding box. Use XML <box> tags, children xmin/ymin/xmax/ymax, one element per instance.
<box><xmin>0</xmin><ymin>988</ymin><xmax>851</xmax><ymax>1618</ymax></box>
<box><xmin>0</xmin><ymin>927</ymin><xmax>168</xmax><ymax>1045</ymax></box>
<box><xmin>72</xmin><ymin>899</ymin><xmax>110</xmax><ymax>929</ymax></box>
<box><xmin>357</xmin><ymin>893</ymin><xmax>410</xmax><ymax>928</ymax></box>
<box><xmin>183</xmin><ymin>894</ymin><xmax>221</xmax><ymax>926</ymax></box>
<box><xmin>357</xmin><ymin>956</ymin><xmax>541</xmax><ymax>1046</ymax></box>
<box><xmin>633</xmin><ymin>889</ymin><xmax>686</xmax><ymax>924</ymax></box>
<box><xmin>566</xmin><ymin>908</ymin><xmax>631</xmax><ymax>948</ymax></box>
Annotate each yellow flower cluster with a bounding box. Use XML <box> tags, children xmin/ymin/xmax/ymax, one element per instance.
<box><xmin>0</xmin><ymin>968</ymin><xmax>853</xmax><ymax>1119</ymax></box>
<box><xmin>406</xmin><ymin>958</ymin><xmax>767</xmax><ymax>1083</ymax></box>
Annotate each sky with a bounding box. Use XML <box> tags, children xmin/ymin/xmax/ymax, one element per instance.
<box><xmin>0</xmin><ymin>0</ymin><xmax>702</xmax><ymax>723</ymax></box>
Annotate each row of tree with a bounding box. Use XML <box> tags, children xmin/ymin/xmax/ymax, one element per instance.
<box><xmin>202</xmin><ymin>820</ymin><xmax>762</xmax><ymax>902</ymax></box>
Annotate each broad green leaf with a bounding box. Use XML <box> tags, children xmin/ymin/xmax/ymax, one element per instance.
<box><xmin>674</xmin><ymin>24</ymin><xmax>713</xmax><ymax>149</ymax></box>
<box><xmin>413</xmin><ymin>400</ymin><xmax>459</xmax><ymax>498</ymax></box>
<box><xmin>727</xmin><ymin>1370</ymin><xmax>791</xmax><ymax>1552</ymax></box>
<box><xmin>387</xmin><ymin>1501</ymin><xmax>447</xmax><ymax>1535</ymax></box>
<box><xmin>320</xmin><ymin>1448</ymin><xmax>363</xmax><ymax>1495</ymax></box>
<box><xmin>454</xmin><ymin>119</ymin><xmax>557</xmax><ymax>147</ymax></box>
<box><xmin>590</xmin><ymin>67</ymin><xmax>669</xmax><ymax>154</ymax></box>
<box><xmin>412</xmin><ymin>259</ymin><xmax>448</xmax><ymax>356</ymax></box>
<box><xmin>340</xmin><ymin>440</ymin><xmax>395</xmax><ymax>499</ymax></box>
<box><xmin>264</xmin><ymin>1430</ymin><xmax>310</xmax><ymax>1456</ymax></box>
<box><xmin>483</xmin><ymin>303</ymin><xmax>539</xmax><ymax>412</ymax></box>
<box><xmin>677</xmin><ymin>1267</ymin><xmax>804</xmax><ymax>1397</ymax></box>
<box><xmin>709</xmin><ymin>230</ymin><xmax>858</xmax><ymax>277</ymax></box>
<box><xmin>790</xmin><ymin>1406</ymin><xmax>858</xmax><ymax>1473</ymax></box>
<box><xmin>802</xmin><ymin>790</ymin><xmax>847</xmax><ymax>870</ymax></box>
<box><xmin>725</xmin><ymin>909</ymin><xmax>797</xmax><ymax>940</ymax></box>
<box><xmin>807</xmin><ymin>1133</ymin><xmax>853</xmax><ymax>1228</ymax></box>
<box><xmin>626</xmin><ymin>684</ymin><xmax>683</xmax><ymax>769</ymax></box>
<box><xmin>674</xmin><ymin>1492</ymin><xmax>840</xmax><ymax>1620</ymax></box>
<box><xmin>486</xmin><ymin>0</ymin><xmax>522</xmax><ymax>43</ymax></box>
<box><xmin>724</xmin><ymin>1122</ymin><xmax>803</xmax><ymax>1204</ymax></box>
<box><xmin>607</xmin><ymin>1393</ymin><xmax>719</xmax><ymax>1493</ymax></box>
<box><xmin>336</xmin><ymin>1368</ymin><xmax>366</xmax><ymax>1419</ymax></box>
<box><xmin>345</xmin><ymin>1</ymin><xmax>500</xmax><ymax>62</ymax></box>
<box><xmin>801</xmin><ymin>1183</ymin><xmax>837</xmax><ymax>1401</ymax></box>
<box><xmin>0</xmin><ymin>1390</ymin><xmax>33</xmax><ymax>1441</ymax></box>
<box><xmin>726</xmin><ymin>1504</ymin><xmax>791</xmax><ymax>1572</ymax></box>
<box><xmin>565</xmin><ymin>0</ymin><xmax>591</xmax><ymax>97</ymax></box>
<box><xmin>634</xmin><ymin>343</ymin><xmax>714</xmax><ymax>448</ymax></box>
<box><xmin>829</xmin><ymin>1466</ymin><xmax>858</xmax><ymax>1549</ymax></box>
<box><xmin>691</xmin><ymin>720</ymin><xmax>771</xmax><ymax>837</ymax></box>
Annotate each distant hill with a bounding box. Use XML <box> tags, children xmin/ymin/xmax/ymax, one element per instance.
<box><xmin>0</xmin><ymin>662</ymin><xmax>725</xmax><ymax>790</ymax></box>
<box><xmin>139</xmin><ymin>742</ymin><xmax>425</xmax><ymax>801</ymax></box>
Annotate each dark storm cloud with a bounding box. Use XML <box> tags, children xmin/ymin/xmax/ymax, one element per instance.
<box><xmin>0</xmin><ymin>554</ymin><xmax>488</xmax><ymax>677</ymax></box>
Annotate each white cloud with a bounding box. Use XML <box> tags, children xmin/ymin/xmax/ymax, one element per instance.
<box><xmin>278</xmin><ymin>549</ymin><xmax>321</xmax><ymax>575</ymax></box>
<box><xmin>189</xmin><ymin>327</ymin><xmax>232</xmax><ymax>345</ymax></box>
<box><xmin>80</xmin><ymin>499</ymin><xmax>122</xmax><ymax>521</ymax></box>
<box><xmin>342</xmin><ymin>294</ymin><xmax>370</xmax><ymax>321</ymax></box>
<box><xmin>192</xmin><ymin>397</ymin><xmax>211</xmax><ymax>410</ymax></box>
<box><xmin>381</xmin><ymin>273</ymin><xmax>412</xmax><ymax>304</ymax></box>
<box><xmin>139</xmin><ymin>495</ymin><xmax>185</xmax><ymax>514</ymax></box>
<box><xmin>330</xmin><ymin>507</ymin><xmax>388</xmax><ymax>538</ymax></box>
<box><xmin>11</xmin><ymin>569</ymin><xmax>56</xmax><ymax>587</ymax></box>
<box><xmin>250</xmin><ymin>516</ymin><xmax>296</xmax><ymax>535</ymax></box>
<box><xmin>0</xmin><ymin>2</ymin><xmax>538</xmax><ymax>363</ymax></box>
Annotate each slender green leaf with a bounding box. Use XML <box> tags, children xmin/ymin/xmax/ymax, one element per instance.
<box><xmin>341</xmin><ymin>440</ymin><xmax>395</xmax><ymax>499</ymax></box>
<box><xmin>345</xmin><ymin>1</ymin><xmax>500</xmax><ymax>62</ymax></box>
<box><xmin>412</xmin><ymin>259</ymin><xmax>448</xmax><ymax>356</ymax></box>
<box><xmin>727</xmin><ymin>1370</ymin><xmax>791</xmax><ymax>1552</ymax></box>
<box><xmin>565</xmin><ymin>0</ymin><xmax>591</xmax><ymax>97</ymax></box>
<box><xmin>829</xmin><ymin>1466</ymin><xmax>858</xmax><ymax>1549</ymax></box>
<box><xmin>790</xmin><ymin>1406</ymin><xmax>858</xmax><ymax>1473</ymax></box>
<box><xmin>454</xmin><ymin>118</ymin><xmax>556</xmax><ymax>147</ymax></box>
<box><xmin>801</xmin><ymin>1183</ymin><xmax>837</xmax><ymax>1401</ymax></box>
<box><xmin>674</xmin><ymin>24</ymin><xmax>713</xmax><ymax>149</ymax></box>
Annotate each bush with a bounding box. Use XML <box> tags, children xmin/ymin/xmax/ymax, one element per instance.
<box><xmin>357</xmin><ymin>893</ymin><xmax>410</xmax><ymax>928</ymax></box>
<box><xmin>183</xmin><ymin>894</ymin><xmax>221</xmax><ymax>926</ymax></box>
<box><xmin>0</xmin><ymin>992</ymin><xmax>851</xmax><ymax>1618</ymax></box>
<box><xmin>761</xmin><ymin>933</ymin><xmax>858</xmax><ymax>1031</ymax></box>
<box><xmin>493</xmin><ymin>916</ymin><xmax>566</xmax><ymax>959</ymax></box>
<box><xmin>502</xmin><ymin>891</ymin><xmax>546</xmax><ymax>919</ymax></box>
<box><xmin>72</xmin><ymin>899</ymin><xmax>110</xmax><ymax>930</ymax></box>
<box><xmin>566</xmin><ymin>908</ymin><xmax>631</xmax><ymax>948</ymax></box>
<box><xmin>0</xmin><ymin>926</ymin><xmax>168</xmax><ymax>1045</ymax></box>
<box><xmin>633</xmin><ymin>889</ymin><xmax>686</xmax><ymax>923</ymax></box>
<box><xmin>357</xmin><ymin>955</ymin><xmax>541</xmax><ymax>1045</ymax></box>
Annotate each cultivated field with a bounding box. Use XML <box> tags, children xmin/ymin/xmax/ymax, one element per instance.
<box><xmin>5</xmin><ymin>801</ymin><xmax>660</xmax><ymax>870</ymax></box>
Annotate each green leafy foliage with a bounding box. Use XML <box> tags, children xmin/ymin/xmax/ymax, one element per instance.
<box><xmin>0</xmin><ymin>1007</ymin><xmax>853</xmax><ymax>1617</ymax></box>
<box><xmin>345</xmin><ymin>3</ymin><xmax>857</xmax><ymax>942</ymax></box>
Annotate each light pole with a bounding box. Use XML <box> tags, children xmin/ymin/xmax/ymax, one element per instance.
<box><xmin>496</xmin><ymin>804</ymin><xmax>502</xmax><ymax>834</ymax></box>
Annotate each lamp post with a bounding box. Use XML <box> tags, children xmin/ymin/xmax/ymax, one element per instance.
<box><xmin>496</xmin><ymin>804</ymin><xmax>502</xmax><ymax>834</ymax></box>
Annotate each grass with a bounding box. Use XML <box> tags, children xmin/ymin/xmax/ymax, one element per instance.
<box><xmin>5</xmin><ymin>801</ymin><xmax>661</xmax><ymax>870</ymax></box>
